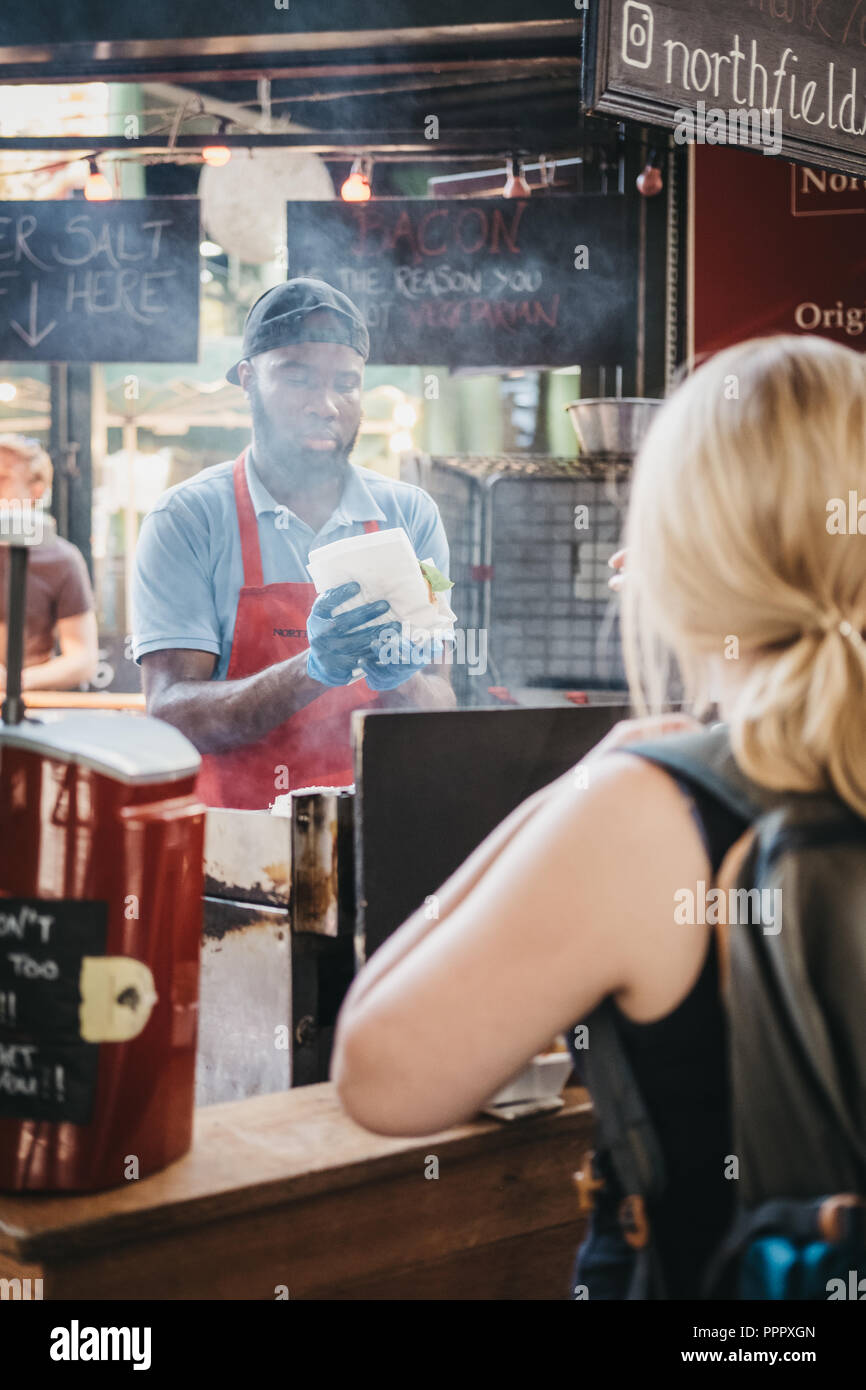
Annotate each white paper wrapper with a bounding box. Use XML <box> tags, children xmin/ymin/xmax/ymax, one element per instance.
<box><xmin>486</xmin><ymin>1052</ymin><xmax>573</xmax><ymax>1107</ymax></box>
<box><xmin>306</xmin><ymin>526</ymin><xmax>457</xmax><ymax>642</ymax></box>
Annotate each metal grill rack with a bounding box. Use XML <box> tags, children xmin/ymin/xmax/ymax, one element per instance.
<box><xmin>401</xmin><ymin>453</ymin><xmax>632</xmax><ymax>705</ymax></box>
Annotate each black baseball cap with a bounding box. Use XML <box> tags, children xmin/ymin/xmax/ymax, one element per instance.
<box><xmin>226</xmin><ymin>278</ymin><xmax>370</xmax><ymax>385</ymax></box>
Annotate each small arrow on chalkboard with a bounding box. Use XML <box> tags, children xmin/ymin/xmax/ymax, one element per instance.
<box><xmin>11</xmin><ymin>282</ymin><xmax>57</xmax><ymax>348</ymax></box>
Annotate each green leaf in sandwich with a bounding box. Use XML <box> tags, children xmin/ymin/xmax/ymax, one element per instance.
<box><xmin>419</xmin><ymin>558</ymin><xmax>454</xmax><ymax>604</ymax></box>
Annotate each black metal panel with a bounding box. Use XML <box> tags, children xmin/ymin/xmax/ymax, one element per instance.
<box><xmin>290</xmin><ymin>791</ymin><xmax>358</xmax><ymax>1087</ymax></box>
<box><xmin>353</xmin><ymin>703</ymin><xmax>629</xmax><ymax>960</ymax></box>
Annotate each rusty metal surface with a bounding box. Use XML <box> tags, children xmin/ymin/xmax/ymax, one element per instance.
<box><xmin>203</xmin><ymin>807</ymin><xmax>290</xmax><ymax>907</ymax></box>
<box><xmin>290</xmin><ymin>791</ymin><xmax>344</xmax><ymax>937</ymax></box>
<box><xmin>197</xmin><ymin>795</ymin><xmax>360</xmax><ymax>1101</ymax></box>
<box><xmin>196</xmin><ymin>897</ymin><xmax>291</xmax><ymax>1106</ymax></box>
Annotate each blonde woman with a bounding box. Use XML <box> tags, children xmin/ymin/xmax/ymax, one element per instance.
<box><xmin>332</xmin><ymin>335</ymin><xmax>866</xmax><ymax>1298</ymax></box>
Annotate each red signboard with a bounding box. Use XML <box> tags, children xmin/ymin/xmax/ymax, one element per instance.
<box><xmin>690</xmin><ymin>144</ymin><xmax>866</xmax><ymax>360</ymax></box>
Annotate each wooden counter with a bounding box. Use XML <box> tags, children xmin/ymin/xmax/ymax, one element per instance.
<box><xmin>21</xmin><ymin>692</ymin><xmax>145</xmax><ymax>710</ymax></box>
<box><xmin>0</xmin><ymin>1084</ymin><xmax>594</xmax><ymax>1300</ymax></box>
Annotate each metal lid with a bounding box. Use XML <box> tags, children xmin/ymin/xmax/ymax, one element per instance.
<box><xmin>0</xmin><ymin>711</ymin><xmax>201</xmax><ymax>784</ymax></box>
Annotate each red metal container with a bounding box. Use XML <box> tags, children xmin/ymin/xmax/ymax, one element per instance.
<box><xmin>0</xmin><ymin>712</ymin><xmax>204</xmax><ymax>1190</ymax></box>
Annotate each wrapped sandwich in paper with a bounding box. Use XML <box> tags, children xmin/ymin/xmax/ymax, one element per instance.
<box><xmin>306</xmin><ymin>526</ymin><xmax>457</xmax><ymax>642</ymax></box>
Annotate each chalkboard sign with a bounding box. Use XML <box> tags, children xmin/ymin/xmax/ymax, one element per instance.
<box><xmin>286</xmin><ymin>196</ymin><xmax>633</xmax><ymax>367</ymax></box>
<box><xmin>0</xmin><ymin>897</ymin><xmax>107</xmax><ymax>1124</ymax></box>
<box><xmin>584</xmin><ymin>0</ymin><xmax>866</xmax><ymax>177</ymax></box>
<box><xmin>0</xmin><ymin>199</ymin><xmax>200</xmax><ymax>363</ymax></box>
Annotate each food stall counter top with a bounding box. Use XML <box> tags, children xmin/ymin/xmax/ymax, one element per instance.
<box><xmin>0</xmin><ymin>1083</ymin><xmax>594</xmax><ymax>1300</ymax></box>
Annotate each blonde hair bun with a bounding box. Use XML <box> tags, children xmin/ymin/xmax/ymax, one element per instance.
<box><xmin>622</xmin><ymin>335</ymin><xmax>866</xmax><ymax>815</ymax></box>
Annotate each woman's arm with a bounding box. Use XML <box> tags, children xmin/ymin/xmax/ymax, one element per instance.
<box><xmin>338</xmin><ymin>773</ymin><xmax>568</xmax><ymax>1017</ymax></box>
<box><xmin>340</xmin><ymin>713</ymin><xmax>699</xmax><ymax>1017</ymax></box>
<box><xmin>332</xmin><ymin>718</ymin><xmax>709</xmax><ymax>1137</ymax></box>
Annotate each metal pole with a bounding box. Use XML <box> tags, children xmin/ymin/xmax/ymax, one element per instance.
<box><xmin>2</xmin><ymin>545</ymin><xmax>28</xmax><ymax>726</ymax></box>
<box><xmin>49</xmin><ymin>363</ymin><xmax>69</xmax><ymax>540</ymax></box>
<box><xmin>122</xmin><ymin>421</ymin><xmax>138</xmax><ymax>640</ymax></box>
<box><xmin>67</xmin><ymin>363</ymin><xmax>93</xmax><ymax>577</ymax></box>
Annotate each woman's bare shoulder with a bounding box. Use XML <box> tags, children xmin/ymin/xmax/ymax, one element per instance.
<box><xmin>534</xmin><ymin>744</ymin><xmax>714</xmax><ymax>1019</ymax></box>
<box><xmin>550</xmin><ymin>738</ymin><xmax>705</xmax><ymax>831</ymax></box>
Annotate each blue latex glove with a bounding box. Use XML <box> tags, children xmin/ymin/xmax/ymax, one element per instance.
<box><xmin>306</xmin><ymin>582</ymin><xmax>394</xmax><ymax>687</ymax></box>
<box><xmin>359</xmin><ymin>627</ymin><xmax>447</xmax><ymax>691</ymax></box>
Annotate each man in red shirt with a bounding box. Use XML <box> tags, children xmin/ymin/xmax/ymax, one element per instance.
<box><xmin>0</xmin><ymin>435</ymin><xmax>98</xmax><ymax>692</ymax></box>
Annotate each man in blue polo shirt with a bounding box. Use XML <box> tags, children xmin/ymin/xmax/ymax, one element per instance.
<box><xmin>133</xmin><ymin>278</ymin><xmax>455</xmax><ymax>809</ymax></box>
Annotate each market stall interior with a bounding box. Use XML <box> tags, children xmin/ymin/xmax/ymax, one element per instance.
<box><xmin>0</xmin><ymin>3</ymin><xmax>685</xmax><ymax>1300</ymax></box>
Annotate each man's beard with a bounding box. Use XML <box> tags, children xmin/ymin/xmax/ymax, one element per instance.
<box><xmin>248</xmin><ymin>381</ymin><xmax>359</xmax><ymax>491</ymax></box>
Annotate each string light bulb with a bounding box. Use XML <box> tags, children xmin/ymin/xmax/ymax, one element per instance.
<box><xmin>393</xmin><ymin>401</ymin><xmax>417</xmax><ymax>428</ymax></box>
<box><xmin>202</xmin><ymin>120</ymin><xmax>232</xmax><ymax>168</ymax></box>
<box><xmin>341</xmin><ymin>157</ymin><xmax>372</xmax><ymax>202</ymax></box>
<box><xmin>503</xmin><ymin>157</ymin><xmax>531</xmax><ymax>198</ymax></box>
<box><xmin>637</xmin><ymin>149</ymin><xmax>664</xmax><ymax>197</ymax></box>
<box><xmin>84</xmin><ymin>158</ymin><xmax>113</xmax><ymax>201</ymax></box>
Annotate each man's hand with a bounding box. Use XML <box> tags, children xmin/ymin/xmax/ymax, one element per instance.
<box><xmin>359</xmin><ymin>628</ymin><xmax>446</xmax><ymax>692</ymax></box>
<box><xmin>0</xmin><ymin>662</ymin><xmax>6</xmax><ymax>694</ymax></box>
<box><xmin>306</xmin><ymin>582</ymin><xmax>396</xmax><ymax>687</ymax></box>
<box><xmin>375</xmin><ymin>669</ymin><xmax>455</xmax><ymax>709</ymax></box>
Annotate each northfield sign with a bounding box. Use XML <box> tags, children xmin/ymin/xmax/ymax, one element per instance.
<box><xmin>584</xmin><ymin>0</ymin><xmax>866</xmax><ymax>175</ymax></box>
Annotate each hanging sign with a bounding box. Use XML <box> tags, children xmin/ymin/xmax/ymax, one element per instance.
<box><xmin>585</xmin><ymin>1</ymin><xmax>866</xmax><ymax>177</ymax></box>
<box><xmin>0</xmin><ymin>199</ymin><xmax>200</xmax><ymax>363</ymax></box>
<box><xmin>286</xmin><ymin>196</ymin><xmax>635</xmax><ymax>367</ymax></box>
<box><xmin>691</xmin><ymin>145</ymin><xmax>866</xmax><ymax>358</ymax></box>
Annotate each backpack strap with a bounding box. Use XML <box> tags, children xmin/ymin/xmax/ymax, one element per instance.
<box><xmin>713</xmin><ymin>824</ymin><xmax>760</xmax><ymax>992</ymax></box>
<box><xmin>581</xmin><ymin>999</ymin><xmax>670</xmax><ymax>1298</ymax></box>
<box><xmin>595</xmin><ymin>725</ymin><xmax>866</xmax><ymax>1297</ymax></box>
<box><xmin>580</xmin><ymin>726</ymin><xmax>766</xmax><ymax>1299</ymax></box>
<box><xmin>615</xmin><ymin>722</ymin><xmax>786</xmax><ymax>823</ymax></box>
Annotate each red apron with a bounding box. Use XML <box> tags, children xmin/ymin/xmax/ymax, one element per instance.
<box><xmin>196</xmin><ymin>450</ymin><xmax>381</xmax><ymax>809</ymax></box>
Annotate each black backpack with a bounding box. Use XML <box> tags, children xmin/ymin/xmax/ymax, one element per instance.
<box><xmin>579</xmin><ymin>723</ymin><xmax>866</xmax><ymax>1300</ymax></box>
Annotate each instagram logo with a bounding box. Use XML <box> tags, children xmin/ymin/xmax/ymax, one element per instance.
<box><xmin>621</xmin><ymin>1</ymin><xmax>654</xmax><ymax>69</ymax></box>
